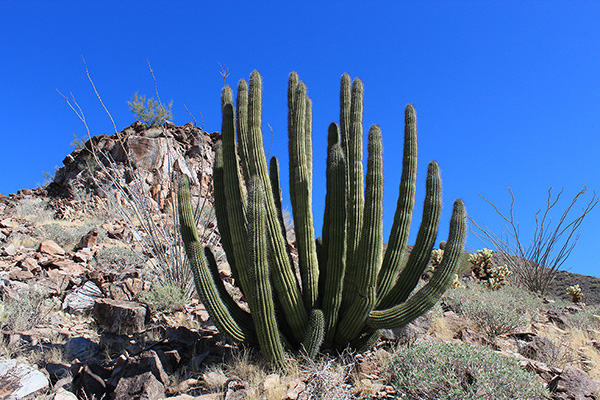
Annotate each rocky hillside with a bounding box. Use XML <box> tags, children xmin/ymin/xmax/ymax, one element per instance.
<box><xmin>0</xmin><ymin>122</ymin><xmax>598</xmax><ymax>399</ymax></box>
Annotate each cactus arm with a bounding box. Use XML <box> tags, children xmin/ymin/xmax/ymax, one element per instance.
<box><xmin>320</xmin><ymin>123</ymin><xmax>347</xmax><ymax>345</ymax></box>
<box><xmin>178</xmin><ymin>175</ymin><xmax>255</xmax><ymax>343</ymax></box>
<box><xmin>367</xmin><ymin>200</ymin><xmax>466</xmax><ymax>330</ymax></box>
<box><xmin>376</xmin><ymin>104</ymin><xmax>418</xmax><ymax>301</ymax></box>
<box><xmin>378</xmin><ymin>161</ymin><xmax>442</xmax><ymax>309</ymax></box>
<box><xmin>221</xmin><ymin>88</ymin><xmax>251</xmax><ymax>296</ymax></box>
<box><xmin>204</xmin><ymin>246</ymin><xmax>254</xmax><ymax>330</ymax></box>
<box><xmin>269</xmin><ymin>156</ymin><xmax>289</xmax><ymax>246</ymax></box>
<box><xmin>335</xmin><ymin>125</ymin><xmax>384</xmax><ymax>344</ymax></box>
<box><xmin>236</xmin><ymin>80</ymin><xmax>251</xmax><ymax>184</ymax></box>
<box><xmin>301</xmin><ymin>309</ymin><xmax>325</xmax><ymax>360</ymax></box>
<box><xmin>305</xmin><ymin>95</ymin><xmax>313</xmax><ymax>189</ymax></box>
<box><xmin>240</xmin><ymin>71</ymin><xmax>308</xmax><ymax>341</ymax></box>
<box><xmin>209</xmin><ymin>141</ymin><xmax>239</xmax><ymax>279</ymax></box>
<box><xmin>289</xmin><ymin>81</ymin><xmax>319</xmax><ymax>309</ymax></box>
<box><xmin>246</xmin><ymin>176</ymin><xmax>285</xmax><ymax>367</ymax></box>
<box><xmin>340</xmin><ymin>78</ymin><xmax>365</xmax><ymax>314</ymax></box>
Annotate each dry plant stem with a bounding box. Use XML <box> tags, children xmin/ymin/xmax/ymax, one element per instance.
<box><xmin>471</xmin><ymin>186</ymin><xmax>598</xmax><ymax>295</ymax></box>
<box><xmin>59</xmin><ymin>59</ymin><xmax>219</xmax><ymax>297</ymax></box>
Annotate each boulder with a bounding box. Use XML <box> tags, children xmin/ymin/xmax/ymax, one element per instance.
<box><xmin>113</xmin><ymin>371</ymin><xmax>165</xmax><ymax>400</ymax></box>
<box><xmin>65</xmin><ymin>337</ymin><xmax>100</xmax><ymax>362</ymax></box>
<box><xmin>93</xmin><ymin>298</ymin><xmax>148</xmax><ymax>334</ymax></box>
<box><xmin>38</xmin><ymin>240</ymin><xmax>65</xmax><ymax>256</ymax></box>
<box><xmin>62</xmin><ymin>281</ymin><xmax>103</xmax><ymax>312</ymax></box>
<box><xmin>0</xmin><ymin>359</ymin><xmax>49</xmax><ymax>399</ymax></box>
<box><xmin>548</xmin><ymin>365</ymin><xmax>600</xmax><ymax>400</ymax></box>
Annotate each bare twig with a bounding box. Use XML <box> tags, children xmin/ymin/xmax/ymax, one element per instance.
<box><xmin>470</xmin><ymin>186</ymin><xmax>598</xmax><ymax>295</ymax></box>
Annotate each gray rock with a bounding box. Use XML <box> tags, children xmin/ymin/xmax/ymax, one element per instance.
<box><xmin>65</xmin><ymin>337</ymin><xmax>100</xmax><ymax>362</ymax></box>
<box><xmin>113</xmin><ymin>370</ymin><xmax>165</xmax><ymax>400</ymax></box>
<box><xmin>53</xmin><ymin>387</ymin><xmax>78</xmax><ymax>400</ymax></box>
<box><xmin>0</xmin><ymin>358</ymin><xmax>50</xmax><ymax>399</ymax></box>
<box><xmin>519</xmin><ymin>336</ymin><xmax>559</xmax><ymax>362</ymax></box>
<box><xmin>62</xmin><ymin>281</ymin><xmax>103</xmax><ymax>312</ymax></box>
<box><xmin>93</xmin><ymin>298</ymin><xmax>148</xmax><ymax>334</ymax></box>
<box><xmin>549</xmin><ymin>365</ymin><xmax>600</xmax><ymax>400</ymax></box>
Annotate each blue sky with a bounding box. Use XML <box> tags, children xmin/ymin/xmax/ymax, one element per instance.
<box><xmin>1</xmin><ymin>1</ymin><xmax>599</xmax><ymax>278</ymax></box>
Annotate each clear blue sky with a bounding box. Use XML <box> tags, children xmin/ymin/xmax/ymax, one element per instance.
<box><xmin>1</xmin><ymin>1</ymin><xmax>599</xmax><ymax>279</ymax></box>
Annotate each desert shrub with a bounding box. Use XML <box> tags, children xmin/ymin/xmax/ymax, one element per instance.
<box><xmin>15</xmin><ymin>197</ymin><xmax>55</xmax><ymax>223</ymax></box>
<box><xmin>0</xmin><ymin>290</ymin><xmax>49</xmax><ymax>333</ymax></box>
<box><xmin>128</xmin><ymin>92</ymin><xmax>173</xmax><ymax>127</ymax></box>
<box><xmin>566</xmin><ymin>304</ymin><xmax>600</xmax><ymax>331</ymax></box>
<box><xmin>443</xmin><ymin>284</ymin><xmax>529</xmax><ymax>338</ymax></box>
<box><xmin>388</xmin><ymin>342</ymin><xmax>549</xmax><ymax>400</ymax></box>
<box><xmin>35</xmin><ymin>223</ymin><xmax>105</xmax><ymax>251</ymax></box>
<box><xmin>139</xmin><ymin>281</ymin><xmax>188</xmax><ymax>313</ymax></box>
<box><xmin>95</xmin><ymin>245</ymin><xmax>146</xmax><ymax>270</ymax></box>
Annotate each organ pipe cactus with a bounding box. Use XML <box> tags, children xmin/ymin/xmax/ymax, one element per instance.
<box><xmin>178</xmin><ymin>71</ymin><xmax>467</xmax><ymax>367</ymax></box>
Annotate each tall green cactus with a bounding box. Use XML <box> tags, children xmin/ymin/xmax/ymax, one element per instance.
<box><xmin>178</xmin><ymin>71</ymin><xmax>466</xmax><ymax>367</ymax></box>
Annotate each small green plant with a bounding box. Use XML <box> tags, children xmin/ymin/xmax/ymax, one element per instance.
<box><xmin>95</xmin><ymin>245</ymin><xmax>146</xmax><ymax>270</ymax></box>
<box><xmin>388</xmin><ymin>342</ymin><xmax>549</xmax><ymax>399</ymax></box>
<box><xmin>70</xmin><ymin>133</ymin><xmax>87</xmax><ymax>150</ymax></box>
<box><xmin>128</xmin><ymin>92</ymin><xmax>173</xmax><ymax>127</ymax></box>
<box><xmin>139</xmin><ymin>282</ymin><xmax>188</xmax><ymax>313</ymax></box>
<box><xmin>566</xmin><ymin>284</ymin><xmax>584</xmax><ymax>303</ymax></box>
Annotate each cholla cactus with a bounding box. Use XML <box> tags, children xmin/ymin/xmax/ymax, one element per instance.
<box><xmin>469</xmin><ymin>249</ymin><xmax>511</xmax><ymax>290</ymax></box>
<box><xmin>450</xmin><ymin>273</ymin><xmax>462</xmax><ymax>288</ymax></box>
<box><xmin>424</xmin><ymin>248</ymin><xmax>444</xmax><ymax>279</ymax></box>
<box><xmin>485</xmin><ymin>265</ymin><xmax>512</xmax><ymax>290</ymax></box>
<box><xmin>566</xmin><ymin>284</ymin><xmax>583</xmax><ymax>303</ymax></box>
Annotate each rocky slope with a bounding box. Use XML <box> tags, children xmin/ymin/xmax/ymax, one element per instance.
<box><xmin>0</xmin><ymin>122</ymin><xmax>598</xmax><ymax>399</ymax></box>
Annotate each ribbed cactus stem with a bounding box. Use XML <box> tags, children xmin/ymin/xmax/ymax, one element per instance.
<box><xmin>221</xmin><ymin>88</ymin><xmax>251</xmax><ymax>297</ymax></box>
<box><xmin>239</xmin><ymin>71</ymin><xmax>308</xmax><ymax>341</ymax></box>
<box><xmin>178</xmin><ymin>175</ymin><xmax>255</xmax><ymax>343</ymax></box>
<box><xmin>246</xmin><ymin>176</ymin><xmax>285</xmax><ymax>366</ymax></box>
<box><xmin>301</xmin><ymin>309</ymin><xmax>325</xmax><ymax>360</ymax></box>
<box><xmin>212</xmin><ymin>141</ymin><xmax>238</xmax><ymax>280</ymax></box>
<box><xmin>341</xmin><ymin>77</ymin><xmax>365</xmax><ymax>315</ymax></box>
<box><xmin>376</xmin><ymin>104</ymin><xmax>418</xmax><ymax>302</ymax></box>
<box><xmin>321</xmin><ymin>123</ymin><xmax>347</xmax><ymax>345</ymax></box>
<box><xmin>367</xmin><ymin>199</ymin><xmax>466</xmax><ymax>330</ymax></box>
<box><xmin>378</xmin><ymin>161</ymin><xmax>442</xmax><ymax>309</ymax></box>
<box><xmin>289</xmin><ymin>81</ymin><xmax>319</xmax><ymax>309</ymax></box>
<box><xmin>335</xmin><ymin>125</ymin><xmax>383</xmax><ymax>344</ymax></box>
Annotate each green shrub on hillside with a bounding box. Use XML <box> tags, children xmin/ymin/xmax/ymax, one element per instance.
<box><xmin>388</xmin><ymin>342</ymin><xmax>549</xmax><ymax>399</ymax></box>
<box><xmin>128</xmin><ymin>92</ymin><xmax>173</xmax><ymax>127</ymax></box>
<box><xmin>443</xmin><ymin>283</ymin><xmax>530</xmax><ymax>338</ymax></box>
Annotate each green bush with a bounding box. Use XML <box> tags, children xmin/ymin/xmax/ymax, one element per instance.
<box><xmin>95</xmin><ymin>246</ymin><xmax>146</xmax><ymax>270</ymax></box>
<box><xmin>35</xmin><ymin>223</ymin><xmax>105</xmax><ymax>251</ymax></box>
<box><xmin>128</xmin><ymin>92</ymin><xmax>173</xmax><ymax>127</ymax></box>
<box><xmin>388</xmin><ymin>342</ymin><xmax>549</xmax><ymax>400</ymax></box>
<box><xmin>139</xmin><ymin>282</ymin><xmax>188</xmax><ymax>313</ymax></box>
<box><xmin>443</xmin><ymin>284</ymin><xmax>529</xmax><ymax>338</ymax></box>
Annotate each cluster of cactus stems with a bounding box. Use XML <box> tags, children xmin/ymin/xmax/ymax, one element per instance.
<box><xmin>468</xmin><ymin>248</ymin><xmax>511</xmax><ymax>290</ymax></box>
<box><xmin>566</xmin><ymin>284</ymin><xmax>583</xmax><ymax>303</ymax></box>
<box><xmin>178</xmin><ymin>71</ymin><xmax>467</xmax><ymax>367</ymax></box>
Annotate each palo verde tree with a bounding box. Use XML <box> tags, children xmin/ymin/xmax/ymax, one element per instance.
<box><xmin>178</xmin><ymin>71</ymin><xmax>466</xmax><ymax>367</ymax></box>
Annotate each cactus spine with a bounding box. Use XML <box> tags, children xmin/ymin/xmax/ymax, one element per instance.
<box><xmin>178</xmin><ymin>71</ymin><xmax>466</xmax><ymax>366</ymax></box>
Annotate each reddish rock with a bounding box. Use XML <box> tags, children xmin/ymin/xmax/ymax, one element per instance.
<box><xmin>20</xmin><ymin>257</ymin><xmax>41</xmax><ymax>273</ymax></box>
<box><xmin>38</xmin><ymin>240</ymin><xmax>65</xmax><ymax>256</ymax></box>
<box><xmin>75</xmin><ymin>228</ymin><xmax>99</xmax><ymax>250</ymax></box>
